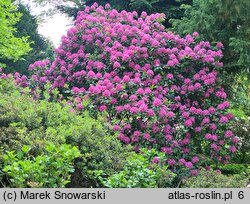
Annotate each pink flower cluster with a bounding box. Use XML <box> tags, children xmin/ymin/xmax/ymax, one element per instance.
<box><xmin>12</xmin><ymin>3</ymin><xmax>237</xmax><ymax>172</ymax></box>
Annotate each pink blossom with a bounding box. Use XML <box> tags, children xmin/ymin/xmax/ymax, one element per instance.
<box><xmin>40</xmin><ymin>77</ymin><xmax>47</xmax><ymax>83</ymax></box>
<box><xmin>182</xmin><ymin>112</ymin><xmax>189</xmax><ymax>119</ymax></box>
<box><xmin>178</xmin><ymin>158</ymin><xmax>186</xmax><ymax>165</ymax></box>
<box><xmin>217</xmin><ymin>103</ymin><xmax>225</xmax><ymax>110</ymax></box>
<box><xmin>130</xmin><ymin>107</ymin><xmax>138</xmax><ymax>114</ymax></box>
<box><xmin>229</xmin><ymin>146</ymin><xmax>237</xmax><ymax>153</ymax></box>
<box><xmin>105</xmin><ymin>3</ymin><xmax>111</xmax><ymax>9</ymax></box>
<box><xmin>190</xmin><ymin>169</ymin><xmax>198</xmax><ymax>176</ymax></box>
<box><xmin>123</xmin><ymin>75</ymin><xmax>130</xmax><ymax>82</ymax></box>
<box><xmin>208</xmin><ymin>107</ymin><xmax>216</xmax><ymax>114</ymax></box>
<box><xmin>102</xmin><ymin>90</ymin><xmax>111</xmax><ymax>97</ymax></box>
<box><xmin>113</xmin><ymin>125</ymin><xmax>121</xmax><ymax>131</ymax></box>
<box><xmin>191</xmin><ymin>156</ymin><xmax>199</xmax><ymax>164</ymax></box>
<box><xmin>143</xmin><ymin>133</ymin><xmax>150</xmax><ymax>141</ymax></box>
<box><xmin>220</xmin><ymin>116</ymin><xmax>228</xmax><ymax>123</ymax></box>
<box><xmin>159</xmin><ymin>108</ymin><xmax>167</xmax><ymax>117</ymax></box>
<box><xmin>87</xmin><ymin>71</ymin><xmax>96</xmax><ymax>78</ymax></box>
<box><xmin>205</xmin><ymin>166</ymin><xmax>211</xmax><ymax>171</ymax></box>
<box><xmin>211</xmin><ymin>143</ymin><xmax>219</xmax><ymax>151</ymax></box>
<box><xmin>209</xmin><ymin>123</ymin><xmax>217</xmax><ymax>130</ymax></box>
<box><xmin>153</xmin><ymin>98</ymin><xmax>162</xmax><ymax>106</ymax></box>
<box><xmin>226</xmin><ymin>112</ymin><xmax>234</xmax><ymax>120</ymax></box>
<box><xmin>147</xmin><ymin>109</ymin><xmax>155</xmax><ymax>117</ymax></box>
<box><xmin>129</xmin><ymin>94</ymin><xmax>138</xmax><ymax>101</ymax></box>
<box><xmin>123</xmin><ymin>104</ymin><xmax>131</xmax><ymax>110</ymax></box>
<box><xmin>167</xmin><ymin>111</ymin><xmax>174</xmax><ymax>118</ymax></box>
<box><xmin>99</xmin><ymin>105</ymin><xmax>107</xmax><ymax>112</ymax></box>
<box><xmin>185</xmin><ymin>162</ymin><xmax>193</xmax><ymax>169</ymax></box>
<box><xmin>146</xmin><ymin>70</ymin><xmax>154</xmax><ymax>76</ymax></box>
<box><xmin>216</xmin><ymin>42</ymin><xmax>223</xmax><ymax>49</ymax></box>
<box><xmin>136</xmin><ymin>88</ymin><xmax>144</xmax><ymax>95</ymax></box>
<box><xmin>215</xmin><ymin>169</ymin><xmax>222</xmax><ymax>174</ymax></box>
<box><xmin>152</xmin><ymin>157</ymin><xmax>159</xmax><ymax>164</ymax></box>
<box><xmin>72</xmin><ymin>87</ymin><xmax>80</xmax><ymax>93</ymax></box>
<box><xmin>231</xmin><ymin>137</ymin><xmax>239</xmax><ymax>143</ymax></box>
<box><xmin>113</xmin><ymin>61</ymin><xmax>121</xmax><ymax>68</ymax></box>
<box><xmin>192</xmin><ymin>32</ymin><xmax>199</xmax><ymax>37</ymax></box>
<box><xmin>164</xmin><ymin>134</ymin><xmax>172</xmax><ymax>142</ymax></box>
<box><xmin>166</xmin><ymin>73</ymin><xmax>173</xmax><ymax>79</ymax></box>
<box><xmin>115</xmin><ymin>106</ymin><xmax>123</xmax><ymax>113</ymax></box>
<box><xmin>184</xmin><ymin>119</ymin><xmax>193</xmax><ymax>127</ymax></box>
<box><xmin>139</xmin><ymin>103</ymin><xmax>148</xmax><ymax>112</ymax></box>
<box><xmin>202</xmin><ymin>117</ymin><xmax>210</xmax><ymax>124</ymax></box>
<box><xmin>162</xmin><ymin>147</ymin><xmax>172</xmax><ymax>154</ymax></box>
<box><xmin>76</xmin><ymin>103</ymin><xmax>83</xmax><ymax>110</ymax></box>
<box><xmin>168</xmin><ymin>159</ymin><xmax>176</xmax><ymax>166</ymax></box>
<box><xmin>153</xmin><ymin>59</ymin><xmax>160</xmax><ymax>66</ymax></box>
<box><xmin>194</xmin><ymin>127</ymin><xmax>202</xmax><ymax>132</ymax></box>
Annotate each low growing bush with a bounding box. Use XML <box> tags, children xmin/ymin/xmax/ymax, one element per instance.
<box><xmin>182</xmin><ymin>169</ymin><xmax>248</xmax><ymax>188</ymax></box>
<box><xmin>95</xmin><ymin>148</ymin><xmax>175</xmax><ymax>188</ymax></box>
<box><xmin>3</xmin><ymin>144</ymin><xmax>80</xmax><ymax>188</ymax></box>
<box><xmin>214</xmin><ymin>164</ymin><xmax>249</xmax><ymax>175</ymax></box>
<box><xmin>0</xmin><ymin>78</ymin><xmax>129</xmax><ymax>187</ymax></box>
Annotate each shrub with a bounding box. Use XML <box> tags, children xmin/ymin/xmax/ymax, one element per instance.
<box><xmin>182</xmin><ymin>169</ymin><xmax>248</xmax><ymax>188</ymax></box>
<box><xmin>16</xmin><ymin>3</ymin><xmax>238</xmax><ymax>176</ymax></box>
<box><xmin>0</xmin><ymin>78</ymin><xmax>70</xmax><ymax>158</ymax></box>
<box><xmin>64</xmin><ymin>111</ymin><xmax>131</xmax><ymax>187</ymax></box>
<box><xmin>95</xmin><ymin>148</ymin><xmax>175</xmax><ymax>188</ymax></box>
<box><xmin>0</xmin><ymin>78</ymin><xmax>129</xmax><ymax>187</ymax></box>
<box><xmin>3</xmin><ymin>144</ymin><xmax>80</xmax><ymax>188</ymax></box>
<box><xmin>214</xmin><ymin>164</ymin><xmax>249</xmax><ymax>175</ymax></box>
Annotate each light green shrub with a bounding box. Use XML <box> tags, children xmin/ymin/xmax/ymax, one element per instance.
<box><xmin>3</xmin><ymin>144</ymin><xmax>80</xmax><ymax>187</ymax></box>
<box><xmin>182</xmin><ymin>169</ymin><xmax>248</xmax><ymax>188</ymax></box>
<box><xmin>0</xmin><ymin>78</ymin><xmax>130</xmax><ymax>187</ymax></box>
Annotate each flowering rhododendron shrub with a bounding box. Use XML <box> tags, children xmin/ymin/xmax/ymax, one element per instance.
<box><xmin>13</xmin><ymin>3</ymin><xmax>238</xmax><ymax>175</ymax></box>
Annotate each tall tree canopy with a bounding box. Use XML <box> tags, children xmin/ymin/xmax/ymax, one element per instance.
<box><xmin>0</xmin><ymin>0</ymin><xmax>31</xmax><ymax>67</ymax></box>
<box><xmin>2</xmin><ymin>3</ymin><xmax>54</xmax><ymax>74</ymax></box>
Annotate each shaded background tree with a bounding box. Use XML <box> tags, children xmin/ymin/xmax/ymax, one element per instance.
<box><xmin>32</xmin><ymin>0</ymin><xmax>192</xmax><ymax>28</ymax></box>
<box><xmin>171</xmin><ymin>0</ymin><xmax>250</xmax><ymax>74</ymax></box>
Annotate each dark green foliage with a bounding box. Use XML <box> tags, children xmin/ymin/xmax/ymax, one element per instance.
<box><xmin>171</xmin><ymin>0</ymin><xmax>250</xmax><ymax>74</ymax></box>
<box><xmin>227</xmin><ymin>72</ymin><xmax>250</xmax><ymax>116</ymax></box>
<box><xmin>215</xmin><ymin>164</ymin><xmax>249</xmax><ymax>175</ymax></box>
<box><xmin>87</xmin><ymin>0</ymin><xmax>192</xmax><ymax>28</ymax></box>
<box><xmin>33</xmin><ymin>0</ymin><xmax>193</xmax><ymax>28</ymax></box>
<box><xmin>182</xmin><ymin>169</ymin><xmax>248</xmax><ymax>188</ymax></box>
